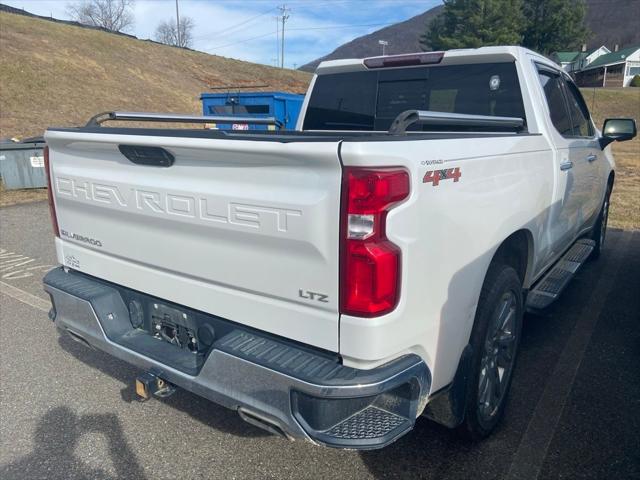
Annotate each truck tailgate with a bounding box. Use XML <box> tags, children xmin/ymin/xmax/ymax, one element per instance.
<box><xmin>44</xmin><ymin>130</ymin><xmax>342</xmax><ymax>351</ymax></box>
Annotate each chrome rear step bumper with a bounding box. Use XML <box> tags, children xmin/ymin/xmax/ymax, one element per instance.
<box><xmin>43</xmin><ymin>267</ymin><xmax>430</xmax><ymax>449</ymax></box>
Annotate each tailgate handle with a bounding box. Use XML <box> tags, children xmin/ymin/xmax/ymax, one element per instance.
<box><xmin>118</xmin><ymin>145</ymin><xmax>174</xmax><ymax>167</ymax></box>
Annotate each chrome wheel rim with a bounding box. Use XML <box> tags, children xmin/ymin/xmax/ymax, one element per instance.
<box><xmin>478</xmin><ymin>291</ymin><xmax>518</xmax><ymax>423</ymax></box>
<box><xmin>600</xmin><ymin>197</ymin><xmax>609</xmax><ymax>248</ymax></box>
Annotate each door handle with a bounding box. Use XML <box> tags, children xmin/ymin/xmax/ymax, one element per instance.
<box><xmin>560</xmin><ymin>161</ymin><xmax>574</xmax><ymax>171</ymax></box>
<box><xmin>586</xmin><ymin>154</ymin><xmax>598</xmax><ymax>163</ymax></box>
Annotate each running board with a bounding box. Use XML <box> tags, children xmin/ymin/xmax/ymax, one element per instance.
<box><xmin>526</xmin><ymin>239</ymin><xmax>595</xmax><ymax>311</ymax></box>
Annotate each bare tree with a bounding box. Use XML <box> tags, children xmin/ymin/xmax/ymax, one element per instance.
<box><xmin>155</xmin><ymin>17</ymin><xmax>194</xmax><ymax>48</ymax></box>
<box><xmin>67</xmin><ymin>0</ymin><xmax>135</xmax><ymax>32</ymax></box>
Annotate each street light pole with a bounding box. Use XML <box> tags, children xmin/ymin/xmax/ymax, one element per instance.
<box><xmin>175</xmin><ymin>0</ymin><xmax>181</xmax><ymax>47</ymax></box>
<box><xmin>378</xmin><ymin>39</ymin><xmax>389</xmax><ymax>56</ymax></box>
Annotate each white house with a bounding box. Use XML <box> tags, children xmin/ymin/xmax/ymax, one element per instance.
<box><xmin>576</xmin><ymin>45</ymin><xmax>640</xmax><ymax>87</ymax></box>
<box><xmin>552</xmin><ymin>46</ymin><xmax>610</xmax><ymax>74</ymax></box>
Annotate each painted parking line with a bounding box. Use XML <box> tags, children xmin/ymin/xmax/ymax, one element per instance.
<box><xmin>0</xmin><ymin>248</ymin><xmax>53</xmax><ymax>281</ymax></box>
<box><xmin>0</xmin><ymin>280</ymin><xmax>51</xmax><ymax>313</ymax></box>
<box><xmin>505</xmin><ymin>231</ymin><xmax>632</xmax><ymax>480</ymax></box>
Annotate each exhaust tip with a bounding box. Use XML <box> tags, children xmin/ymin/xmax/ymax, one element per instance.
<box><xmin>237</xmin><ymin>408</ymin><xmax>289</xmax><ymax>439</ymax></box>
<box><xmin>65</xmin><ymin>328</ymin><xmax>94</xmax><ymax>350</ymax></box>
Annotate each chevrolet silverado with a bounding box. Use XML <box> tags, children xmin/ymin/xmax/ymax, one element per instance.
<box><xmin>42</xmin><ymin>46</ymin><xmax>637</xmax><ymax>449</ymax></box>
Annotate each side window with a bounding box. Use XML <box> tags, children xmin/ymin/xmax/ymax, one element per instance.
<box><xmin>537</xmin><ymin>70</ymin><xmax>573</xmax><ymax>137</ymax></box>
<box><xmin>563</xmin><ymin>79</ymin><xmax>594</xmax><ymax>137</ymax></box>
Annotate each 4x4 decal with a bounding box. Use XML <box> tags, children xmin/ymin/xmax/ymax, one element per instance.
<box><xmin>423</xmin><ymin>168</ymin><xmax>462</xmax><ymax>186</ymax></box>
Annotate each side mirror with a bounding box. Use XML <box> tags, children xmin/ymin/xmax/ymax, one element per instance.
<box><xmin>599</xmin><ymin>118</ymin><xmax>637</xmax><ymax>149</ymax></box>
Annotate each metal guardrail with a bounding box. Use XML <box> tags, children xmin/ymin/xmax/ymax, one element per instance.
<box><xmin>388</xmin><ymin>110</ymin><xmax>525</xmax><ymax>135</ymax></box>
<box><xmin>85</xmin><ymin>111</ymin><xmax>283</xmax><ymax>129</ymax></box>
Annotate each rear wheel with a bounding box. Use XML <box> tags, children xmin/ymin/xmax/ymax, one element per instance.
<box><xmin>458</xmin><ymin>263</ymin><xmax>523</xmax><ymax>440</ymax></box>
<box><xmin>590</xmin><ymin>184</ymin><xmax>611</xmax><ymax>260</ymax></box>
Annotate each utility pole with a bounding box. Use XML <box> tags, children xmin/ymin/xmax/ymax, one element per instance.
<box><xmin>175</xmin><ymin>0</ymin><xmax>181</xmax><ymax>47</ymax></box>
<box><xmin>278</xmin><ymin>5</ymin><xmax>290</xmax><ymax>69</ymax></box>
<box><xmin>275</xmin><ymin>15</ymin><xmax>280</xmax><ymax>68</ymax></box>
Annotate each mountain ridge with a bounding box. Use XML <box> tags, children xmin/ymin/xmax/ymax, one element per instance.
<box><xmin>300</xmin><ymin>0</ymin><xmax>640</xmax><ymax>72</ymax></box>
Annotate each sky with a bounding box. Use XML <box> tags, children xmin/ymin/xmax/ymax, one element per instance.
<box><xmin>3</xmin><ymin>0</ymin><xmax>441</xmax><ymax>68</ymax></box>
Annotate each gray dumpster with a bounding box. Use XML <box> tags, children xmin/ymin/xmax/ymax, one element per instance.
<box><xmin>0</xmin><ymin>138</ymin><xmax>47</xmax><ymax>189</ymax></box>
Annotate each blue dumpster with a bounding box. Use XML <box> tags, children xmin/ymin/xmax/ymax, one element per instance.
<box><xmin>200</xmin><ymin>91</ymin><xmax>304</xmax><ymax>130</ymax></box>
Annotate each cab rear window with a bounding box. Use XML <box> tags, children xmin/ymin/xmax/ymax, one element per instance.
<box><xmin>303</xmin><ymin>62</ymin><xmax>526</xmax><ymax>131</ymax></box>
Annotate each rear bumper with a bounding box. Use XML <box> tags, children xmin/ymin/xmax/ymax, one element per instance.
<box><xmin>43</xmin><ymin>267</ymin><xmax>430</xmax><ymax>449</ymax></box>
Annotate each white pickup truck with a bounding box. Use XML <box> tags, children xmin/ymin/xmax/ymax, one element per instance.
<box><xmin>43</xmin><ymin>46</ymin><xmax>636</xmax><ymax>448</ymax></box>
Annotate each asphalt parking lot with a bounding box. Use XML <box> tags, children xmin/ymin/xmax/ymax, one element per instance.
<box><xmin>0</xmin><ymin>200</ymin><xmax>638</xmax><ymax>480</ymax></box>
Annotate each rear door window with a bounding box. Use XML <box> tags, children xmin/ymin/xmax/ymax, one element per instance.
<box><xmin>563</xmin><ymin>80</ymin><xmax>594</xmax><ymax>137</ymax></box>
<box><xmin>537</xmin><ymin>70</ymin><xmax>573</xmax><ymax>137</ymax></box>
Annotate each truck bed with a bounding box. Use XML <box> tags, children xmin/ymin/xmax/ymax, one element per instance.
<box><xmin>48</xmin><ymin>126</ymin><xmax>530</xmax><ymax>142</ymax></box>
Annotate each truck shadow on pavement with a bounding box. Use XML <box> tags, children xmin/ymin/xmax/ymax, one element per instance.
<box><xmin>0</xmin><ymin>406</ymin><xmax>145</xmax><ymax>480</ymax></box>
<box><xmin>358</xmin><ymin>306</ymin><xmax>574</xmax><ymax>479</ymax></box>
<box><xmin>56</xmin><ymin>333</ymin><xmax>270</xmax><ymax>440</ymax></box>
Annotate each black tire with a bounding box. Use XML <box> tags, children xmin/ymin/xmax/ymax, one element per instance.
<box><xmin>590</xmin><ymin>184</ymin><xmax>611</xmax><ymax>260</ymax></box>
<box><xmin>458</xmin><ymin>262</ymin><xmax>523</xmax><ymax>441</ymax></box>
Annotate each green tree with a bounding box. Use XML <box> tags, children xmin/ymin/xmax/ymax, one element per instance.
<box><xmin>421</xmin><ymin>0</ymin><xmax>525</xmax><ymax>51</ymax></box>
<box><xmin>522</xmin><ymin>0</ymin><xmax>589</xmax><ymax>54</ymax></box>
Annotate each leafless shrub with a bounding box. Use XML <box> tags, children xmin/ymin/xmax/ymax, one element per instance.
<box><xmin>67</xmin><ymin>0</ymin><xmax>135</xmax><ymax>32</ymax></box>
<box><xmin>154</xmin><ymin>17</ymin><xmax>194</xmax><ymax>48</ymax></box>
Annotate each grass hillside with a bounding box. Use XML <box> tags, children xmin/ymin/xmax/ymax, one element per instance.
<box><xmin>0</xmin><ymin>11</ymin><xmax>311</xmax><ymax>139</ymax></box>
<box><xmin>581</xmin><ymin>87</ymin><xmax>640</xmax><ymax>231</ymax></box>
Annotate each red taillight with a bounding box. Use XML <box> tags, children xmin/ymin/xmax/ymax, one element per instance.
<box><xmin>340</xmin><ymin>168</ymin><xmax>410</xmax><ymax>317</ymax></box>
<box><xmin>43</xmin><ymin>146</ymin><xmax>59</xmax><ymax>237</ymax></box>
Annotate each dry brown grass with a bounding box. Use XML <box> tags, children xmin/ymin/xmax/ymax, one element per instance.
<box><xmin>0</xmin><ymin>182</ymin><xmax>47</xmax><ymax>207</ymax></box>
<box><xmin>582</xmin><ymin>87</ymin><xmax>640</xmax><ymax>230</ymax></box>
<box><xmin>0</xmin><ymin>11</ymin><xmax>311</xmax><ymax>139</ymax></box>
